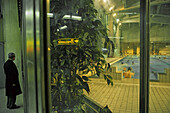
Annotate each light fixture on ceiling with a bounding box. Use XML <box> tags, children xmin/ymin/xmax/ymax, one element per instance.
<box><xmin>109</xmin><ymin>7</ymin><xmax>113</xmax><ymax>11</ymax></box>
<box><xmin>63</xmin><ymin>15</ymin><xmax>82</xmax><ymax>21</ymax></box>
<box><xmin>113</xmin><ymin>13</ymin><xmax>117</xmax><ymax>17</ymax></box>
<box><xmin>116</xmin><ymin>19</ymin><xmax>120</xmax><ymax>23</ymax></box>
<box><xmin>57</xmin><ymin>25</ymin><xmax>67</xmax><ymax>31</ymax></box>
<box><xmin>47</xmin><ymin>13</ymin><xmax>53</xmax><ymax>18</ymax></box>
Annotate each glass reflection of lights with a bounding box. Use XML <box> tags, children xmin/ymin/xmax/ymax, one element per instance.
<box><xmin>113</xmin><ymin>13</ymin><xmax>116</xmax><ymax>17</ymax></box>
<box><xmin>109</xmin><ymin>7</ymin><xmax>113</xmax><ymax>11</ymax></box>
<box><xmin>116</xmin><ymin>19</ymin><xmax>120</xmax><ymax>23</ymax></box>
<box><xmin>47</xmin><ymin>13</ymin><xmax>53</xmax><ymax>18</ymax></box>
<box><xmin>57</xmin><ymin>25</ymin><xmax>68</xmax><ymax>31</ymax></box>
<box><xmin>63</xmin><ymin>15</ymin><xmax>82</xmax><ymax>21</ymax></box>
<box><xmin>48</xmin><ymin>48</ymin><xmax>51</xmax><ymax>51</ymax></box>
<box><xmin>25</xmin><ymin>10</ymin><xmax>32</xmax><ymax>16</ymax></box>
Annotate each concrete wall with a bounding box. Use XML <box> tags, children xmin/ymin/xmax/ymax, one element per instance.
<box><xmin>150</xmin><ymin>24</ymin><xmax>170</xmax><ymax>42</ymax></box>
<box><xmin>2</xmin><ymin>0</ymin><xmax>22</xmax><ymax>88</ymax></box>
<box><xmin>0</xmin><ymin>1</ymin><xmax>5</xmax><ymax>88</ymax></box>
<box><xmin>0</xmin><ymin>43</ymin><xmax>5</xmax><ymax>88</ymax></box>
<box><xmin>121</xmin><ymin>23</ymin><xmax>170</xmax><ymax>43</ymax></box>
<box><xmin>120</xmin><ymin>23</ymin><xmax>170</xmax><ymax>55</ymax></box>
<box><xmin>0</xmin><ymin>18</ymin><xmax>3</xmax><ymax>42</ymax></box>
<box><xmin>122</xmin><ymin>23</ymin><xmax>140</xmax><ymax>43</ymax></box>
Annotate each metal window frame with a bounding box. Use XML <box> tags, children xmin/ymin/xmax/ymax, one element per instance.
<box><xmin>42</xmin><ymin>0</ymin><xmax>151</xmax><ymax>113</ymax></box>
<box><xmin>22</xmin><ymin>0</ymin><xmax>50</xmax><ymax>112</ymax></box>
<box><xmin>140</xmin><ymin>0</ymin><xmax>150</xmax><ymax>113</ymax></box>
<box><xmin>21</xmin><ymin>0</ymin><xmax>151</xmax><ymax>112</ymax></box>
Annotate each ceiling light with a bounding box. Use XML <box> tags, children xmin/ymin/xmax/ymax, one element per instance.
<box><xmin>113</xmin><ymin>13</ymin><xmax>116</xmax><ymax>17</ymax></box>
<box><xmin>63</xmin><ymin>15</ymin><xmax>82</xmax><ymax>21</ymax></box>
<box><xmin>57</xmin><ymin>25</ymin><xmax>67</xmax><ymax>31</ymax></box>
<box><xmin>109</xmin><ymin>7</ymin><xmax>113</xmax><ymax>11</ymax></box>
<box><xmin>47</xmin><ymin>13</ymin><xmax>53</xmax><ymax>18</ymax></box>
<box><xmin>116</xmin><ymin>19</ymin><xmax>120</xmax><ymax>23</ymax></box>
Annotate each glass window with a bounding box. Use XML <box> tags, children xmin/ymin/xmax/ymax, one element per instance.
<box><xmin>48</xmin><ymin>0</ymin><xmax>140</xmax><ymax>112</ymax></box>
<box><xmin>149</xmin><ymin>2</ymin><xmax>170</xmax><ymax>113</ymax></box>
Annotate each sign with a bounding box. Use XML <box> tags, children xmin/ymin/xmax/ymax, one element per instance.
<box><xmin>54</xmin><ymin>38</ymin><xmax>79</xmax><ymax>46</ymax></box>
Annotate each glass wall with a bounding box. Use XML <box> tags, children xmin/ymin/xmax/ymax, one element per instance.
<box><xmin>48</xmin><ymin>0</ymin><xmax>141</xmax><ymax>113</ymax></box>
<box><xmin>149</xmin><ymin>2</ymin><xmax>170</xmax><ymax>113</ymax></box>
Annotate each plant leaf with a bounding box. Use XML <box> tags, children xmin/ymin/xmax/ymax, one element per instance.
<box><xmin>111</xmin><ymin>81</ymin><xmax>113</xmax><ymax>86</ymax></box>
<box><xmin>82</xmin><ymin>76</ymin><xmax>89</xmax><ymax>81</ymax></box>
<box><xmin>75</xmin><ymin>74</ymin><xmax>83</xmax><ymax>82</ymax></box>
<box><xmin>104</xmin><ymin>74</ymin><xmax>107</xmax><ymax>80</ymax></box>
<box><xmin>107</xmin><ymin>79</ymin><xmax>110</xmax><ymax>85</ymax></box>
<box><xmin>61</xmin><ymin>60</ymin><xmax>65</xmax><ymax>66</ymax></box>
<box><xmin>107</xmin><ymin>75</ymin><xmax>112</xmax><ymax>79</ymax></box>
<box><xmin>82</xmin><ymin>82</ymin><xmax>90</xmax><ymax>94</ymax></box>
<box><xmin>79</xmin><ymin>64</ymin><xmax>88</xmax><ymax>71</ymax></box>
<box><xmin>82</xmin><ymin>69</ymin><xmax>90</xmax><ymax>74</ymax></box>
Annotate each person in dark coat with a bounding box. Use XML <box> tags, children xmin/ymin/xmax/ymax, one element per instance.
<box><xmin>4</xmin><ymin>53</ymin><xmax>22</xmax><ymax>109</ymax></box>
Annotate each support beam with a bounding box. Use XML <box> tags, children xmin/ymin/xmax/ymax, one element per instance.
<box><xmin>111</xmin><ymin>0</ymin><xmax>170</xmax><ymax>13</ymax></box>
<box><xmin>121</xmin><ymin>14</ymin><xmax>170</xmax><ymax>24</ymax></box>
<box><xmin>140</xmin><ymin>0</ymin><xmax>150</xmax><ymax>113</ymax></box>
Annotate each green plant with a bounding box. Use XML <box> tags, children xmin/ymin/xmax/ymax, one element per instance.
<box><xmin>50</xmin><ymin>0</ymin><xmax>113</xmax><ymax>112</ymax></box>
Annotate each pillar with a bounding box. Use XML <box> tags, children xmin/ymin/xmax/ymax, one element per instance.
<box><xmin>114</xmin><ymin>25</ymin><xmax>121</xmax><ymax>57</ymax></box>
<box><xmin>2</xmin><ymin>0</ymin><xmax>22</xmax><ymax>87</ymax></box>
<box><xmin>0</xmin><ymin>4</ymin><xmax>5</xmax><ymax>87</ymax></box>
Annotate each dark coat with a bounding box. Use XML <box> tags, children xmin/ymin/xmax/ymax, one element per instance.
<box><xmin>4</xmin><ymin>60</ymin><xmax>22</xmax><ymax>96</ymax></box>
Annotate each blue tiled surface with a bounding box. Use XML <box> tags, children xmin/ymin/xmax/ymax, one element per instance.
<box><xmin>111</xmin><ymin>55</ymin><xmax>170</xmax><ymax>80</ymax></box>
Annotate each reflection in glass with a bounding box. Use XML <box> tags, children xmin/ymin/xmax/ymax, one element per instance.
<box><xmin>49</xmin><ymin>0</ymin><xmax>110</xmax><ymax>112</ymax></box>
<box><xmin>149</xmin><ymin>2</ymin><xmax>170</xmax><ymax>113</ymax></box>
<box><xmin>49</xmin><ymin>0</ymin><xmax>141</xmax><ymax>112</ymax></box>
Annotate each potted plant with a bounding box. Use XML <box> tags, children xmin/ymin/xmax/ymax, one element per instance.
<box><xmin>50</xmin><ymin>0</ymin><xmax>113</xmax><ymax>112</ymax></box>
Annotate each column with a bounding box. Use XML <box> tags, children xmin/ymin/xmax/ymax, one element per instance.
<box><xmin>114</xmin><ymin>24</ymin><xmax>121</xmax><ymax>57</ymax></box>
<box><xmin>2</xmin><ymin>0</ymin><xmax>22</xmax><ymax>86</ymax></box>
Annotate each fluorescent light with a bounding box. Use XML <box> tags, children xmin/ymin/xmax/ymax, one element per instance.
<box><xmin>113</xmin><ymin>13</ymin><xmax>116</xmax><ymax>17</ymax></box>
<box><xmin>63</xmin><ymin>15</ymin><xmax>70</xmax><ymax>19</ymax></box>
<box><xmin>60</xmin><ymin>25</ymin><xmax>67</xmax><ymax>30</ymax></box>
<box><xmin>72</xmin><ymin>16</ymin><xmax>82</xmax><ymax>21</ymax></box>
<box><xmin>57</xmin><ymin>25</ymin><xmax>68</xmax><ymax>31</ymax></box>
<box><xmin>102</xmin><ymin>48</ymin><xmax>108</xmax><ymax>51</ymax></box>
<box><xmin>63</xmin><ymin>15</ymin><xmax>82</xmax><ymax>21</ymax></box>
<box><xmin>47</xmin><ymin>13</ymin><xmax>53</xmax><ymax>17</ymax></box>
<box><xmin>109</xmin><ymin>7</ymin><xmax>113</xmax><ymax>11</ymax></box>
<box><xmin>116</xmin><ymin>19</ymin><xmax>120</xmax><ymax>23</ymax></box>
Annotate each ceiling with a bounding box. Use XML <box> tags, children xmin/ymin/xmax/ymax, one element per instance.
<box><xmin>94</xmin><ymin>0</ymin><xmax>170</xmax><ymax>25</ymax></box>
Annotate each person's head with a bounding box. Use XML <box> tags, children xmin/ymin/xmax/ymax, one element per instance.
<box><xmin>8</xmin><ymin>52</ymin><xmax>15</xmax><ymax>61</ymax></box>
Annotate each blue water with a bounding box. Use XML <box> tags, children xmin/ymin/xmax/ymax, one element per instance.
<box><xmin>111</xmin><ymin>55</ymin><xmax>170</xmax><ymax>80</ymax></box>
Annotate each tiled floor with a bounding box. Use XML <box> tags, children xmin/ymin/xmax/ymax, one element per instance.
<box><xmin>0</xmin><ymin>88</ymin><xmax>24</xmax><ymax>113</ymax></box>
<box><xmin>1</xmin><ymin>80</ymin><xmax>169</xmax><ymax>113</ymax></box>
<box><xmin>84</xmin><ymin>78</ymin><xmax>170</xmax><ymax>113</ymax></box>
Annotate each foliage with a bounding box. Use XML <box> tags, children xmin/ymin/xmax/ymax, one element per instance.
<box><xmin>50</xmin><ymin>0</ymin><xmax>113</xmax><ymax>112</ymax></box>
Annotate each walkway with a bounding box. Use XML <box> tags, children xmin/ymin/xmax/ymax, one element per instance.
<box><xmin>84</xmin><ymin>78</ymin><xmax>170</xmax><ymax>113</ymax></box>
<box><xmin>0</xmin><ymin>88</ymin><xmax>24</xmax><ymax>113</ymax></box>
